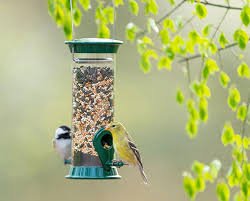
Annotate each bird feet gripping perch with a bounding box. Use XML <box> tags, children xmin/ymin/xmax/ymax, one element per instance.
<box><xmin>106</xmin><ymin>160</ymin><xmax>128</xmax><ymax>168</ymax></box>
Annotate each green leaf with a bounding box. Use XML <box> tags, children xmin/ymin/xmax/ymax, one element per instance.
<box><xmin>192</xmin><ymin>161</ymin><xmax>204</xmax><ymax>176</ymax></box>
<box><xmin>167</xmin><ymin>0</ymin><xmax>175</xmax><ymax>5</ymax></box>
<box><xmin>140</xmin><ymin>57</ymin><xmax>151</xmax><ymax>73</ymax></box>
<box><xmin>129</xmin><ymin>0</ymin><xmax>139</xmax><ymax>15</ymax></box>
<box><xmin>187</xmin><ymin>99</ymin><xmax>199</xmax><ymax>120</ymax></box>
<box><xmin>234</xmin><ymin>134</ymin><xmax>242</xmax><ymax>148</ymax></box>
<box><xmin>162</xmin><ymin>18</ymin><xmax>175</xmax><ymax>32</ymax></box>
<box><xmin>202</xmin><ymin>24</ymin><xmax>212</xmax><ymax>36</ymax></box>
<box><xmin>216</xmin><ymin>182</ymin><xmax>230</xmax><ymax>201</ymax></box>
<box><xmin>63</xmin><ymin>16</ymin><xmax>72</xmax><ymax>40</ymax></box>
<box><xmin>186</xmin><ymin>119</ymin><xmax>198</xmax><ymax>138</ymax></box>
<box><xmin>241</xmin><ymin>6</ymin><xmax>250</xmax><ymax>26</ymax></box>
<box><xmin>237</xmin><ymin>103</ymin><xmax>247</xmax><ymax>121</ymax></box>
<box><xmin>54</xmin><ymin>6</ymin><xmax>64</xmax><ymax>27</ymax></box>
<box><xmin>159</xmin><ymin>29</ymin><xmax>170</xmax><ymax>45</ymax></box>
<box><xmin>96</xmin><ymin>5</ymin><xmax>108</xmax><ymax>24</ymax></box>
<box><xmin>186</xmin><ymin>40</ymin><xmax>195</xmax><ymax>54</ymax></box>
<box><xmin>141</xmin><ymin>36</ymin><xmax>154</xmax><ymax>45</ymax></box>
<box><xmin>232</xmin><ymin>147</ymin><xmax>245</xmax><ymax>163</ymax></box>
<box><xmin>165</xmin><ymin>47</ymin><xmax>175</xmax><ymax>60</ymax></box>
<box><xmin>219</xmin><ymin>33</ymin><xmax>229</xmax><ymax>48</ymax></box>
<box><xmin>196</xmin><ymin>177</ymin><xmax>206</xmax><ymax>192</ymax></box>
<box><xmin>48</xmin><ymin>0</ymin><xmax>56</xmax><ymax>17</ymax></box>
<box><xmin>183</xmin><ymin>175</ymin><xmax>197</xmax><ymax>200</ymax></box>
<box><xmin>241</xmin><ymin>181</ymin><xmax>248</xmax><ymax>197</ymax></box>
<box><xmin>243</xmin><ymin>163</ymin><xmax>250</xmax><ymax>181</ymax></box>
<box><xmin>98</xmin><ymin>23</ymin><xmax>110</xmax><ymax>38</ymax></box>
<box><xmin>208</xmin><ymin>41</ymin><xmax>218</xmax><ymax>54</ymax></box>
<box><xmin>114</xmin><ymin>0</ymin><xmax>124</xmax><ymax>7</ymax></box>
<box><xmin>73</xmin><ymin>8</ymin><xmax>82</xmax><ymax>26</ymax></box>
<box><xmin>145</xmin><ymin>0</ymin><xmax>158</xmax><ymax>15</ymax></box>
<box><xmin>126</xmin><ymin>22</ymin><xmax>138</xmax><ymax>42</ymax></box>
<box><xmin>104</xmin><ymin>7</ymin><xmax>114</xmax><ymax>24</ymax></box>
<box><xmin>158</xmin><ymin>56</ymin><xmax>172</xmax><ymax>70</ymax></box>
<box><xmin>237</xmin><ymin>62</ymin><xmax>250</xmax><ymax>79</ymax></box>
<box><xmin>171</xmin><ymin>35</ymin><xmax>185</xmax><ymax>54</ymax></box>
<box><xmin>199</xmin><ymin>97</ymin><xmax>208</xmax><ymax>122</ymax></box>
<box><xmin>228</xmin><ymin>161</ymin><xmax>242</xmax><ymax>187</ymax></box>
<box><xmin>209</xmin><ymin>160</ymin><xmax>222</xmax><ymax>179</ymax></box>
<box><xmin>195</xmin><ymin>3</ymin><xmax>207</xmax><ymax>19</ymax></box>
<box><xmin>140</xmin><ymin>49</ymin><xmax>158</xmax><ymax>73</ymax></box>
<box><xmin>221</xmin><ymin>123</ymin><xmax>235</xmax><ymax>146</ymax></box>
<box><xmin>228</xmin><ymin>87</ymin><xmax>241</xmax><ymax>111</ymax></box>
<box><xmin>189</xmin><ymin>30</ymin><xmax>200</xmax><ymax>44</ymax></box>
<box><xmin>79</xmin><ymin>0</ymin><xmax>90</xmax><ymax>11</ymax></box>
<box><xmin>176</xmin><ymin>89</ymin><xmax>185</xmax><ymax>104</ymax></box>
<box><xmin>175</xmin><ymin>16</ymin><xmax>183</xmax><ymax>30</ymax></box>
<box><xmin>219</xmin><ymin>71</ymin><xmax>230</xmax><ymax>88</ymax></box>
<box><xmin>234</xmin><ymin>29</ymin><xmax>249</xmax><ymax>50</ymax></box>
<box><xmin>243</xmin><ymin>137</ymin><xmax>250</xmax><ymax>149</ymax></box>
<box><xmin>203</xmin><ymin>58</ymin><xmax>219</xmax><ymax>80</ymax></box>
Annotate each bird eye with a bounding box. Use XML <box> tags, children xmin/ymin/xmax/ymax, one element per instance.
<box><xmin>112</xmin><ymin>125</ymin><xmax>116</xmax><ymax>128</ymax></box>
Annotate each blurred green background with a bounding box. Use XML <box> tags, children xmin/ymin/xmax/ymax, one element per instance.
<box><xmin>1</xmin><ymin>1</ymin><xmax>249</xmax><ymax>201</ymax></box>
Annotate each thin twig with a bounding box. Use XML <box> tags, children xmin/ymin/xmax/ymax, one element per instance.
<box><xmin>211</xmin><ymin>8</ymin><xmax>229</xmax><ymax>40</ymax></box>
<box><xmin>186</xmin><ymin>59</ymin><xmax>194</xmax><ymax>98</ymax></box>
<box><xmin>178</xmin><ymin>42</ymin><xmax>242</xmax><ymax>63</ymax></box>
<box><xmin>135</xmin><ymin>0</ymin><xmax>186</xmax><ymax>39</ymax></box>
<box><xmin>175</xmin><ymin>15</ymin><xmax>196</xmax><ymax>36</ymax></box>
<box><xmin>197</xmin><ymin>0</ymin><xmax>242</xmax><ymax>10</ymax></box>
<box><xmin>217</xmin><ymin>50</ymin><xmax>224</xmax><ymax>71</ymax></box>
<box><xmin>199</xmin><ymin>56</ymin><xmax>205</xmax><ymax>81</ymax></box>
<box><xmin>157</xmin><ymin>0</ymin><xmax>186</xmax><ymax>24</ymax></box>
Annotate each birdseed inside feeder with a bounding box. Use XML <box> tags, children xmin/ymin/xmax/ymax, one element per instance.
<box><xmin>65</xmin><ymin>38</ymin><xmax>123</xmax><ymax>179</ymax></box>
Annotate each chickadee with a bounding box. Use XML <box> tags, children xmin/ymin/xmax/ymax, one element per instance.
<box><xmin>52</xmin><ymin>125</ymin><xmax>72</xmax><ymax>165</ymax></box>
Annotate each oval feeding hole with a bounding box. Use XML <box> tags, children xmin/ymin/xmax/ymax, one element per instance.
<box><xmin>101</xmin><ymin>134</ymin><xmax>113</xmax><ymax>150</ymax></box>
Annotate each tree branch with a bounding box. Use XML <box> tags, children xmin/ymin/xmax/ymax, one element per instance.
<box><xmin>135</xmin><ymin>0</ymin><xmax>186</xmax><ymax>39</ymax></box>
<box><xmin>175</xmin><ymin>15</ymin><xmax>196</xmax><ymax>36</ymax></box>
<box><xmin>178</xmin><ymin>42</ymin><xmax>240</xmax><ymax>63</ymax></box>
<box><xmin>211</xmin><ymin>8</ymin><xmax>229</xmax><ymax>40</ymax></box>
<box><xmin>156</xmin><ymin>0</ymin><xmax>186</xmax><ymax>25</ymax></box>
<box><xmin>197</xmin><ymin>0</ymin><xmax>242</xmax><ymax>10</ymax></box>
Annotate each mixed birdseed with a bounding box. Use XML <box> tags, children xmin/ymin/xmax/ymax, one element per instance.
<box><xmin>72</xmin><ymin>66</ymin><xmax>114</xmax><ymax>156</ymax></box>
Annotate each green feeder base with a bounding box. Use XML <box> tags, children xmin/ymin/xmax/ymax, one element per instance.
<box><xmin>65</xmin><ymin>166</ymin><xmax>121</xmax><ymax>179</ymax></box>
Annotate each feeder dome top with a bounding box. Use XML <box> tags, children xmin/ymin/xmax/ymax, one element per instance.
<box><xmin>65</xmin><ymin>38</ymin><xmax>123</xmax><ymax>53</ymax></box>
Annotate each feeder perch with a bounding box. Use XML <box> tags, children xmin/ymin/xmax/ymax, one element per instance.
<box><xmin>65</xmin><ymin>38</ymin><xmax>123</xmax><ymax>179</ymax></box>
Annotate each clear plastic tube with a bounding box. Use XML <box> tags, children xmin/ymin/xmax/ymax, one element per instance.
<box><xmin>71</xmin><ymin>53</ymin><xmax>115</xmax><ymax>166</ymax></box>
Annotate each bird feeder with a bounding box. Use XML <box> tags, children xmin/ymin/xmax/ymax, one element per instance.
<box><xmin>65</xmin><ymin>38</ymin><xmax>123</xmax><ymax>179</ymax></box>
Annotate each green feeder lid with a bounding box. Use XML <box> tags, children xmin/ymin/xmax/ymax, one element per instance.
<box><xmin>65</xmin><ymin>38</ymin><xmax>123</xmax><ymax>53</ymax></box>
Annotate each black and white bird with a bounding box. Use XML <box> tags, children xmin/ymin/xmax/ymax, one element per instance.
<box><xmin>52</xmin><ymin>125</ymin><xmax>72</xmax><ymax>165</ymax></box>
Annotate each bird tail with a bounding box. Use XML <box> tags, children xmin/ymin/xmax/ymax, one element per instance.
<box><xmin>138</xmin><ymin>164</ymin><xmax>148</xmax><ymax>185</ymax></box>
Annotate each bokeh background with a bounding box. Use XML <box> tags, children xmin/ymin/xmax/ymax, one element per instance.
<box><xmin>1</xmin><ymin>1</ymin><xmax>249</xmax><ymax>201</ymax></box>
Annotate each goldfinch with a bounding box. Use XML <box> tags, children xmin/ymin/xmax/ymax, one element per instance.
<box><xmin>106</xmin><ymin>122</ymin><xmax>148</xmax><ymax>184</ymax></box>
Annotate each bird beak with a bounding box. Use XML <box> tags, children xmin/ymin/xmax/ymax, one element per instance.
<box><xmin>105</xmin><ymin>126</ymin><xmax>110</xmax><ymax>132</ymax></box>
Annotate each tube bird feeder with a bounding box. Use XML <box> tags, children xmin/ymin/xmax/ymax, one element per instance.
<box><xmin>65</xmin><ymin>38</ymin><xmax>123</xmax><ymax>179</ymax></box>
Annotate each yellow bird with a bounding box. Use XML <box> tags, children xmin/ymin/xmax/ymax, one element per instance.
<box><xmin>105</xmin><ymin>122</ymin><xmax>148</xmax><ymax>184</ymax></box>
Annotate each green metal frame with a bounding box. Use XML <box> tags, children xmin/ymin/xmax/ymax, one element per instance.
<box><xmin>66</xmin><ymin>128</ymin><xmax>122</xmax><ymax>179</ymax></box>
<box><xmin>65</xmin><ymin>38</ymin><xmax>123</xmax><ymax>53</ymax></box>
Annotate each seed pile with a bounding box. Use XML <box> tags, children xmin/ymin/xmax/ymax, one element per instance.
<box><xmin>72</xmin><ymin>66</ymin><xmax>114</xmax><ymax>156</ymax></box>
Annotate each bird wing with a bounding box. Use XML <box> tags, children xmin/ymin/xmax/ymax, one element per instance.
<box><xmin>127</xmin><ymin>138</ymin><xmax>143</xmax><ymax>169</ymax></box>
